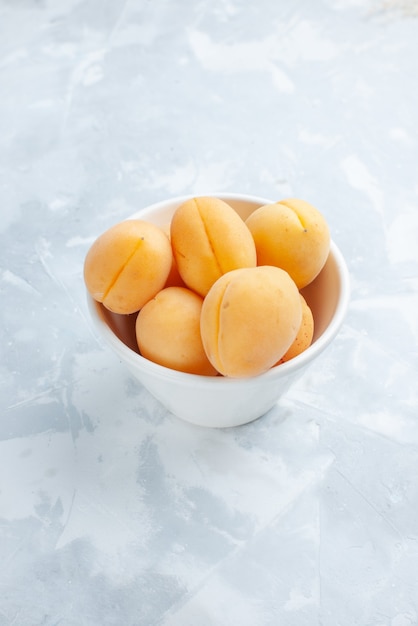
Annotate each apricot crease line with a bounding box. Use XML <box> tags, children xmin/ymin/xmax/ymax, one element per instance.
<box><xmin>194</xmin><ymin>199</ymin><xmax>223</xmax><ymax>274</ymax></box>
<box><xmin>279</xmin><ymin>201</ymin><xmax>308</xmax><ymax>231</ymax></box>
<box><xmin>103</xmin><ymin>237</ymin><xmax>144</xmax><ymax>300</ymax></box>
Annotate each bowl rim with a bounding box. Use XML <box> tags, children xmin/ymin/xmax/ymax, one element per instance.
<box><xmin>86</xmin><ymin>193</ymin><xmax>350</xmax><ymax>386</ymax></box>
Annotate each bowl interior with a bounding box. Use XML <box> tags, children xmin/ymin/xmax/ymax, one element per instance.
<box><xmin>96</xmin><ymin>249</ymin><xmax>341</xmax><ymax>348</ymax></box>
<box><xmin>95</xmin><ymin>194</ymin><xmax>346</xmax><ymax>353</ymax></box>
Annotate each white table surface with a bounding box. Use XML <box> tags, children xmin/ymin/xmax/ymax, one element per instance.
<box><xmin>1</xmin><ymin>1</ymin><xmax>418</xmax><ymax>624</ymax></box>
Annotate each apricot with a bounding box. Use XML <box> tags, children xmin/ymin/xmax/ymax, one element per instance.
<box><xmin>278</xmin><ymin>294</ymin><xmax>314</xmax><ymax>363</ymax></box>
<box><xmin>245</xmin><ymin>198</ymin><xmax>330</xmax><ymax>289</ymax></box>
<box><xmin>200</xmin><ymin>266</ymin><xmax>302</xmax><ymax>378</ymax></box>
<box><xmin>170</xmin><ymin>196</ymin><xmax>257</xmax><ymax>297</ymax></box>
<box><xmin>84</xmin><ymin>219</ymin><xmax>172</xmax><ymax>314</ymax></box>
<box><xmin>135</xmin><ymin>287</ymin><xmax>218</xmax><ymax>376</ymax></box>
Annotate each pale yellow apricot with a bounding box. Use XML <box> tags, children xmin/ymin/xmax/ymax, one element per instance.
<box><xmin>200</xmin><ymin>266</ymin><xmax>302</xmax><ymax>378</ymax></box>
<box><xmin>170</xmin><ymin>196</ymin><xmax>257</xmax><ymax>297</ymax></box>
<box><xmin>135</xmin><ymin>287</ymin><xmax>218</xmax><ymax>376</ymax></box>
<box><xmin>278</xmin><ymin>294</ymin><xmax>314</xmax><ymax>363</ymax></box>
<box><xmin>246</xmin><ymin>198</ymin><xmax>330</xmax><ymax>289</ymax></box>
<box><xmin>84</xmin><ymin>219</ymin><xmax>172</xmax><ymax>314</ymax></box>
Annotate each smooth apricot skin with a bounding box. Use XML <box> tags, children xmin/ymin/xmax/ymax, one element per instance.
<box><xmin>84</xmin><ymin>220</ymin><xmax>172</xmax><ymax>314</ymax></box>
<box><xmin>245</xmin><ymin>198</ymin><xmax>330</xmax><ymax>289</ymax></box>
<box><xmin>200</xmin><ymin>266</ymin><xmax>302</xmax><ymax>378</ymax></box>
<box><xmin>135</xmin><ymin>287</ymin><xmax>218</xmax><ymax>376</ymax></box>
<box><xmin>170</xmin><ymin>196</ymin><xmax>257</xmax><ymax>297</ymax></box>
<box><xmin>278</xmin><ymin>294</ymin><xmax>314</xmax><ymax>363</ymax></box>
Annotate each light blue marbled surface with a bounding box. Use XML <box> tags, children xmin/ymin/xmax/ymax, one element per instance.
<box><xmin>1</xmin><ymin>0</ymin><xmax>418</xmax><ymax>624</ymax></box>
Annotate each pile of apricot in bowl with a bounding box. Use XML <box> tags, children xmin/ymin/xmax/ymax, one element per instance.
<box><xmin>84</xmin><ymin>195</ymin><xmax>331</xmax><ymax>379</ymax></box>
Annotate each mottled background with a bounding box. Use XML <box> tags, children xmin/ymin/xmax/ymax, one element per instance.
<box><xmin>1</xmin><ymin>1</ymin><xmax>418</xmax><ymax>625</ymax></box>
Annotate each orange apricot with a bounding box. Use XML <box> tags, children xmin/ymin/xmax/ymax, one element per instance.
<box><xmin>200</xmin><ymin>266</ymin><xmax>302</xmax><ymax>378</ymax></box>
<box><xmin>246</xmin><ymin>198</ymin><xmax>330</xmax><ymax>289</ymax></box>
<box><xmin>278</xmin><ymin>294</ymin><xmax>314</xmax><ymax>363</ymax></box>
<box><xmin>170</xmin><ymin>196</ymin><xmax>257</xmax><ymax>297</ymax></box>
<box><xmin>84</xmin><ymin>219</ymin><xmax>172</xmax><ymax>314</ymax></box>
<box><xmin>135</xmin><ymin>286</ymin><xmax>218</xmax><ymax>376</ymax></box>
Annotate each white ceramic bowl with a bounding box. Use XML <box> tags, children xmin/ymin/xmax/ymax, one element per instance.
<box><xmin>86</xmin><ymin>193</ymin><xmax>350</xmax><ymax>428</ymax></box>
